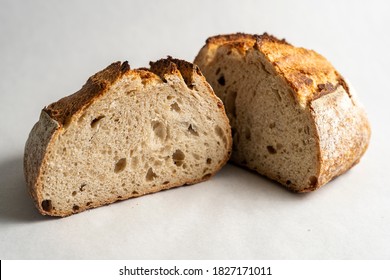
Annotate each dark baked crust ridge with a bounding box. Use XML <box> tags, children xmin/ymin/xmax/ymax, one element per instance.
<box><xmin>201</xmin><ymin>33</ymin><xmax>350</xmax><ymax>106</ymax></box>
<box><xmin>205</xmin><ymin>32</ymin><xmax>290</xmax><ymax>47</ymax></box>
<box><xmin>258</xmin><ymin>40</ymin><xmax>350</xmax><ymax>105</ymax></box>
<box><xmin>150</xmin><ymin>56</ymin><xmax>203</xmax><ymax>89</ymax></box>
<box><xmin>44</xmin><ymin>61</ymin><xmax>130</xmax><ymax>126</ymax></box>
<box><xmin>44</xmin><ymin>58</ymin><xmax>208</xmax><ymax>127</ymax></box>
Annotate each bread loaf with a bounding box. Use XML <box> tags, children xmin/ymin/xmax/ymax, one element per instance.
<box><xmin>24</xmin><ymin>58</ymin><xmax>232</xmax><ymax>216</ymax></box>
<box><xmin>194</xmin><ymin>33</ymin><xmax>370</xmax><ymax>192</ymax></box>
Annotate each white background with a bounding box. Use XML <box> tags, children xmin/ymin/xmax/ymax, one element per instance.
<box><xmin>0</xmin><ymin>0</ymin><xmax>389</xmax><ymax>259</ymax></box>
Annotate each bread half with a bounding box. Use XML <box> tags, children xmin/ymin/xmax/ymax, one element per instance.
<box><xmin>24</xmin><ymin>58</ymin><xmax>232</xmax><ymax>216</ymax></box>
<box><xmin>194</xmin><ymin>33</ymin><xmax>370</xmax><ymax>192</ymax></box>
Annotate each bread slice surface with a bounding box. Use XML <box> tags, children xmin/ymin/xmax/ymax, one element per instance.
<box><xmin>24</xmin><ymin>58</ymin><xmax>232</xmax><ymax>216</ymax></box>
<box><xmin>194</xmin><ymin>33</ymin><xmax>370</xmax><ymax>192</ymax></box>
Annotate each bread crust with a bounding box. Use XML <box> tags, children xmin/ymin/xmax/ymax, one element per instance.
<box><xmin>24</xmin><ymin>58</ymin><xmax>232</xmax><ymax>216</ymax></box>
<box><xmin>44</xmin><ymin>62</ymin><xmax>131</xmax><ymax>126</ymax></box>
<box><xmin>195</xmin><ymin>33</ymin><xmax>370</xmax><ymax>191</ymax></box>
<box><xmin>197</xmin><ymin>33</ymin><xmax>350</xmax><ymax>107</ymax></box>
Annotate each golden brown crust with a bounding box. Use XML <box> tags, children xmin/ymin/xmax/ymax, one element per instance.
<box><xmin>202</xmin><ymin>33</ymin><xmax>349</xmax><ymax>107</ymax></box>
<box><xmin>44</xmin><ymin>58</ymin><xmax>218</xmax><ymax>129</ymax></box>
<box><xmin>44</xmin><ymin>61</ymin><xmax>130</xmax><ymax>126</ymax></box>
<box><xmin>205</xmin><ymin>32</ymin><xmax>290</xmax><ymax>48</ymax></box>
<box><xmin>258</xmin><ymin>41</ymin><xmax>349</xmax><ymax>106</ymax></box>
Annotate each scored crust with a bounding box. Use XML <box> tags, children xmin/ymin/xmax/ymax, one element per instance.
<box><xmin>198</xmin><ymin>33</ymin><xmax>350</xmax><ymax>107</ymax></box>
<box><xmin>195</xmin><ymin>33</ymin><xmax>371</xmax><ymax>192</ymax></box>
<box><xmin>24</xmin><ymin>57</ymin><xmax>232</xmax><ymax>216</ymax></box>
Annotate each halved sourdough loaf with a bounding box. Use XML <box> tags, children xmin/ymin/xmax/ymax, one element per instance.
<box><xmin>194</xmin><ymin>33</ymin><xmax>370</xmax><ymax>192</ymax></box>
<box><xmin>24</xmin><ymin>58</ymin><xmax>232</xmax><ymax>216</ymax></box>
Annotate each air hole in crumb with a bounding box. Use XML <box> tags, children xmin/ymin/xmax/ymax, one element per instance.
<box><xmin>86</xmin><ymin>202</ymin><xmax>92</xmax><ymax>206</ymax></box>
<box><xmin>90</xmin><ymin>115</ymin><xmax>105</xmax><ymax>128</ymax></box>
<box><xmin>41</xmin><ymin>200</ymin><xmax>52</xmax><ymax>212</ymax></box>
<box><xmin>132</xmin><ymin>190</ymin><xmax>139</xmax><ymax>195</ymax></box>
<box><xmin>245</xmin><ymin>127</ymin><xmax>251</xmax><ymax>140</ymax></box>
<box><xmin>167</xmin><ymin>95</ymin><xmax>174</xmax><ymax>100</ymax></box>
<box><xmin>188</xmin><ymin>124</ymin><xmax>199</xmax><ymax>136</ymax></box>
<box><xmin>286</xmin><ymin>180</ymin><xmax>292</xmax><ymax>185</ymax></box>
<box><xmin>309</xmin><ymin>176</ymin><xmax>318</xmax><ymax>187</ymax></box>
<box><xmin>72</xmin><ymin>191</ymin><xmax>77</xmax><ymax>196</ymax></box>
<box><xmin>206</xmin><ymin>158</ymin><xmax>212</xmax><ymax>164</ymax></box>
<box><xmin>80</xmin><ymin>183</ymin><xmax>86</xmax><ymax>191</ymax></box>
<box><xmin>72</xmin><ymin>205</ymin><xmax>80</xmax><ymax>212</ymax></box>
<box><xmin>217</xmin><ymin>75</ymin><xmax>225</xmax><ymax>86</ymax></box>
<box><xmin>267</xmin><ymin>145</ymin><xmax>277</xmax><ymax>154</ymax></box>
<box><xmin>192</xmin><ymin>153</ymin><xmax>200</xmax><ymax>160</ymax></box>
<box><xmin>151</xmin><ymin>120</ymin><xmax>166</xmax><ymax>140</ymax></box>
<box><xmin>215</xmin><ymin>125</ymin><xmax>227</xmax><ymax>146</ymax></box>
<box><xmin>215</xmin><ymin>68</ymin><xmax>221</xmax><ymax>75</ymax></box>
<box><xmin>170</xmin><ymin>102</ymin><xmax>181</xmax><ymax>112</ymax></box>
<box><xmin>269</xmin><ymin>122</ymin><xmax>276</xmax><ymax>129</ymax></box>
<box><xmin>202</xmin><ymin>173</ymin><xmax>212</xmax><ymax>180</ymax></box>
<box><xmin>172</xmin><ymin>149</ymin><xmax>185</xmax><ymax>166</ymax></box>
<box><xmin>114</xmin><ymin>158</ymin><xmax>127</xmax><ymax>173</ymax></box>
<box><xmin>163</xmin><ymin>181</ymin><xmax>170</xmax><ymax>185</ymax></box>
<box><xmin>146</xmin><ymin>168</ymin><xmax>157</xmax><ymax>181</ymax></box>
<box><xmin>125</xmin><ymin>89</ymin><xmax>136</xmax><ymax>95</ymax></box>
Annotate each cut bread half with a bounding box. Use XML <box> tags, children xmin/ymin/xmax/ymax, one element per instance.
<box><xmin>194</xmin><ymin>33</ymin><xmax>370</xmax><ymax>192</ymax></box>
<box><xmin>24</xmin><ymin>58</ymin><xmax>232</xmax><ymax>216</ymax></box>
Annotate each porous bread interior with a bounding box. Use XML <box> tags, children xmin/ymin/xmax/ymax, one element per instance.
<box><xmin>196</xmin><ymin>47</ymin><xmax>318</xmax><ymax>190</ymax></box>
<box><xmin>39</xmin><ymin>71</ymin><xmax>230</xmax><ymax>216</ymax></box>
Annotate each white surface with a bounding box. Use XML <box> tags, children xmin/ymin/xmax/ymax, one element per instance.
<box><xmin>0</xmin><ymin>0</ymin><xmax>389</xmax><ymax>259</ymax></box>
